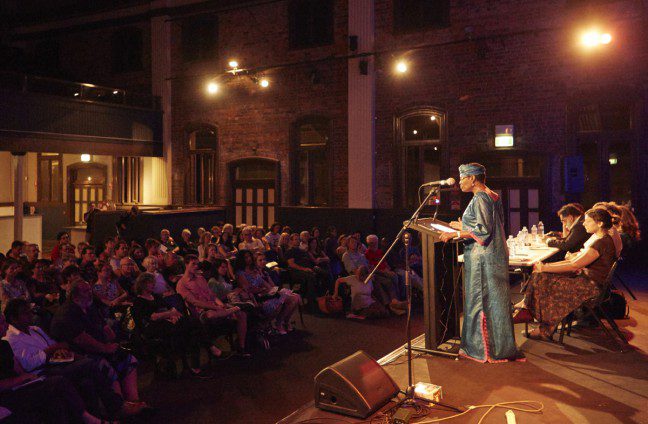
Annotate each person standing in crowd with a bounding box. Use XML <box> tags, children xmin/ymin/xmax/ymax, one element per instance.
<box><xmin>83</xmin><ymin>202</ymin><xmax>99</xmax><ymax>243</ymax></box>
<box><xmin>116</xmin><ymin>206</ymin><xmax>139</xmax><ymax>239</ymax></box>
<box><xmin>439</xmin><ymin>163</ymin><xmax>519</xmax><ymax>363</ymax></box>
<box><xmin>545</xmin><ymin>203</ymin><xmax>589</xmax><ymax>258</ymax></box>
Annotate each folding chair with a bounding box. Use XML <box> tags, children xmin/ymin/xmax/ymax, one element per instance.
<box><xmin>556</xmin><ymin>261</ymin><xmax>629</xmax><ymax>351</ymax></box>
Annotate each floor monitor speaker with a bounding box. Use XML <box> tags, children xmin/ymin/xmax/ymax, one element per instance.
<box><xmin>314</xmin><ymin>350</ymin><xmax>400</xmax><ymax>418</ymax></box>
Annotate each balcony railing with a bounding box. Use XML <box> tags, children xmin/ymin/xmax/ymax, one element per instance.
<box><xmin>0</xmin><ymin>70</ymin><xmax>160</xmax><ymax>110</ymax></box>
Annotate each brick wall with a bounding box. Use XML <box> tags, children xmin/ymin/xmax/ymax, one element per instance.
<box><xmin>170</xmin><ymin>0</ymin><xmax>349</xmax><ymax>207</ymax></box>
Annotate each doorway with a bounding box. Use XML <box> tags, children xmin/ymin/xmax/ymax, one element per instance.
<box><xmin>229</xmin><ymin>158</ymin><xmax>280</xmax><ymax>230</ymax></box>
<box><xmin>67</xmin><ymin>163</ymin><xmax>107</xmax><ymax>226</ymax></box>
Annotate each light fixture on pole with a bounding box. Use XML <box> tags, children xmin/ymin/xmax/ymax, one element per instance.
<box><xmin>395</xmin><ymin>60</ymin><xmax>408</xmax><ymax>74</ymax></box>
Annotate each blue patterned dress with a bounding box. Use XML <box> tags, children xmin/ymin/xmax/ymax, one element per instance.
<box><xmin>460</xmin><ymin>189</ymin><xmax>519</xmax><ymax>362</ymax></box>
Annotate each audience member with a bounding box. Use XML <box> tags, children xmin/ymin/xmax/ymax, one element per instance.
<box><xmin>0</xmin><ymin>261</ymin><xmax>30</xmax><ymax>312</ymax></box>
<box><xmin>176</xmin><ymin>255</ymin><xmax>249</xmax><ymax>357</ymax></box>
<box><xmin>0</xmin><ymin>312</ymin><xmax>107</xmax><ymax>423</ymax></box>
<box><xmin>50</xmin><ymin>231</ymin><xmax>70</xmax><ymax>264</ymax></box>
<box><xmin>131</xmin><ymin>273</ymin><xmax>207</xmax><ymax>377</ymax></box>
<box><xmin>3</xmin><ymin>298</ymin><xmax>125</xmax><ymax>418</ymax></box>
<box><xmin>50</xmin><ymin>280</ymin><xmax>146</xmax><ymax>409</ymax></box>
<box><xmin>238</xmin><ymin>227</ymin><xmax>265</xmax><ymax>252</ymax></box>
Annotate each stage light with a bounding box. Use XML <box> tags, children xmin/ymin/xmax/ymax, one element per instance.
<box><xmin>259</xmin><ymin>78</ymin><xmax>270</xmax><ymax>88</ymax></box>
<box><xmin>430</xmin><ymin>116</ymin><xmax>436</xmax><ymax>121</ymax></box>
<box><xmin>80</xmin><ymin>154</ymin><xmax>91</xmax><ymax>162</ymax></box>
<box><xmin>395</xmin><ymin>61</ymin><xmax>408</xmax><ymax>73</ymax></box>
<box><xmin>229</xmin><ymin>60</ymin><xmax>239</xmax><ymax>69</ymax></box>
<box><xmin>73</xmin><ymin>92</ymin><xmax>79</xmax><ymax>97</ymax></box>
<box><xmin>112</xmin><ymin>90</ymin><xmax>119</xmax><ymax>95</ymax></box>
<box><xmin>580</xmin><ymin>30</ymin><xmax>612</xmax><ymax>48</ymax></box>
<box><xmin>412</xmin><ymin>130</ymin><xmax>418</xmax><ymax>135</ymax></box>
<box><xmin>207</xmin><ymin>82</ymin><xmax>219</xmax><ymax>94</ymax></box>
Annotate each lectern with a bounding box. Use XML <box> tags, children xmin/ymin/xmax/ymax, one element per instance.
<box><xmin>409</xmin><ymin>218</ymin><xmax>462</xmax><ymax>353</ymax></box>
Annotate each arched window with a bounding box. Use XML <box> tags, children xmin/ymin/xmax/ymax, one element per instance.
<box><xmin>187</xmin><ymin>126</ymin><xmax>218</xmax><ymax>204</ymax></box>
<box><xmin>395</xmin><ymin>108</ymin><xmax>446</xmax><ymax>208</ymax></box>
<box><xmin>291</xmin><ymin>117</ymin><xmax>331</xmax><ymax>206</ymax></box>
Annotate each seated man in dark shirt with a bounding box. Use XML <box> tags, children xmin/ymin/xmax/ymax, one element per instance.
<box><xmin>49</xmin><ymin>280</ymin><xmax>147</xmax><ymax>410</ymax></box>
<box><xmin>546</xmin><ymin>203</ymin><xmax>589</xmax><ymax>259</ymax></box>
<box><xmin>78</xmin><ymin>246</ymin><xmax>98</xmax><ymax>284</ymax></box>
<box><xmin>117</xmin><ymin>257</ymin><xmax>140</xmax><ymax>295</ymax></box>
<box><xmin>284</xmin><ymin>233</ymin><xmax>320</xmax><ymax>312</ymax></box>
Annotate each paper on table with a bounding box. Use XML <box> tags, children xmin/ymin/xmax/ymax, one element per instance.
<box><xmin>429</xmin><ymin>223</ymin><xmax>455</xmax><ymax>233</ymax></box>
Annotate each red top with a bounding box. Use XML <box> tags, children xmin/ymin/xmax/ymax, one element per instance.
<box><xmin>365</xmin><ymin>248</ymin><xmax>388</xmax><ymax>271</ymax></box>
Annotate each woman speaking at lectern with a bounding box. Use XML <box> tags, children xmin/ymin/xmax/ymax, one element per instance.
<box><xmin>439</xmin><ymin>163</ymin><xmax>520</xmax><ymax>362</ymax></box>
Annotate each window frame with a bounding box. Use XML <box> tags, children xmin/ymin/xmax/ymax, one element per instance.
<box><xmin>290</xmin><ymin>116</ymin><xmax>333</xmax><ymax>206</ymax></box>
<box><xmin>186</xmin><ymin>125</ymin><xmax>219</xmax><ymax>205</ymax></box>
<box><xmin>115</xmin><ymin>156</ymin><xmax>143</xmax><ymax>205</ymax></box>
<box><xmin>394</xmin><ymin>107</ymin><xmax>448</xmax><ymax>208</ymax></box>
<box><xmin>37</xmin><ymin>153</ymin><xmax>63</xmax><ymax>204</ymax></box>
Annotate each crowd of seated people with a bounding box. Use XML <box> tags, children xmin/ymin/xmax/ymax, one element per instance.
<box><xmin>14</xmin><ymin>207</ymin><xmax>640</xmax><ymax>419</ymax></box>
<box><xmin>513</xmin><ymin>201</ymin><xmax>641</xmax><ymax>340</ymax></box>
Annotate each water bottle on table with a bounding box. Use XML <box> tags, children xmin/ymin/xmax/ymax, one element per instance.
<box><xmin>531</xmin><ymin>225</ymin><xmax>538</xmax><ymax>244</ymax></box>
<box><xmin>538</xmin><ymin>221</ymin><xmax>544</xmax><ymax>239</ymax></box>
<box><xmin>507</xmin><ymin>235</ymin><xmax>516</xmax><ymax>257</ymax></box>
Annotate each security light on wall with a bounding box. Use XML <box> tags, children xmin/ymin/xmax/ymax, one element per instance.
<box><xmin>495</xmin><ymin>125</ymin><xmax>514</xmax><ymax>148</ymax></box>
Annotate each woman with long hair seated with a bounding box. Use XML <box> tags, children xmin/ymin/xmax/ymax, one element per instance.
<box><xmin>514</xmin><ymin>208</ymin><xmax>618</xmax><ymax>340</ymax></box>
<box><xmin>235</xmin><ymin>251</ymin><xmax>300</xmax><ymax>335</ymax></box>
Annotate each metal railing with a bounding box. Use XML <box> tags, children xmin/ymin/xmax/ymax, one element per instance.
<box><xmin>0</xmin><ymin>70</ymin><xmax>160</xmax><ymax>110</ymax></box>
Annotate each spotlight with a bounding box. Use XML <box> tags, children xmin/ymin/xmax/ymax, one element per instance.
<box><xmin>580</xmin><ymin>30</ymin><xmax>613</xmax><ymax>48</ymax></box>
<box><xmin>259</xmin><ymin>78</ymin><xmax>270</xmax><ymax>88</ymax></box>
<box><xmin>80</xmin><ymin>154</ymin><xmax>91</xmax><ymax>162</ymax></box>
<box><xmin>430</xmin><ymin>116</ymin><xmax>436</xmax><ymax>121</ymax></box>
<box><xmin>112</xmin><ymin>90</ymin><xmax>119</xmax><ymax>95</ymax></box>
<box><xmin>73</xmin><ymin>92</ymin><xmax>79</xmax><ymax>97</ymax></box>
<box><xmin>228</xmin><ymin>60</ymin><xmax>239</xmax><ymax>69</ymax></box>
<box><xmin>207</xmin><ymin>82</ymin><xmax>219</xmax><ymax>94</ymax></box>
<box><xmin>395</xmin><ymin>61</ymin><xmax>408</xmax><ymax>73</ymax></box>
<box><xmin>412</xmin><ymin>130</ymin><xmax>418</xmax><ymax>135</ymax></box>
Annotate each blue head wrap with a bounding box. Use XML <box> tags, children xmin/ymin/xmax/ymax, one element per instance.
<box><xmin>459</xmin><ymin>163</ymin><xmax>486</xmax><ymax>178</ymax></box>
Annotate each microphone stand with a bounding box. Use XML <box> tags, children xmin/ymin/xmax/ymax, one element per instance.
<box><xmin>363</xmin><ymin>185</ymin><xmax>440</xmax><ymax>403</ymax></box>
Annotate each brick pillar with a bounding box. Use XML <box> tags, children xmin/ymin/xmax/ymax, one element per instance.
<box><xmin>347</xmin><ymin>0</ymin><xmax>376</xmax><ymax>209</ymax></box>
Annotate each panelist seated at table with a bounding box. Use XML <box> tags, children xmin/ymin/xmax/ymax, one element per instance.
<box><xmin>545</xmin><ymin>203</ymin><xmax>589</xmax><ymax>255</ymax></box>
<box><xmin>513</xmin><ymin>208</ymin><xmax>617</xmax><ymax>340</ymax></box>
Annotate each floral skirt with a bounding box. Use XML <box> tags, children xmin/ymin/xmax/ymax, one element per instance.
<box><xmin>526</xmin><ymin>272</ymin><xmax>600</xmax><ymax>326</ymax></box>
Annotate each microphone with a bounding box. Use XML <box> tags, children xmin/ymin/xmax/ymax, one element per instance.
<box><xmin>420</xmin><ymin>177</ymin><xmax>456</xmax><ymax>188</ymax></box>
